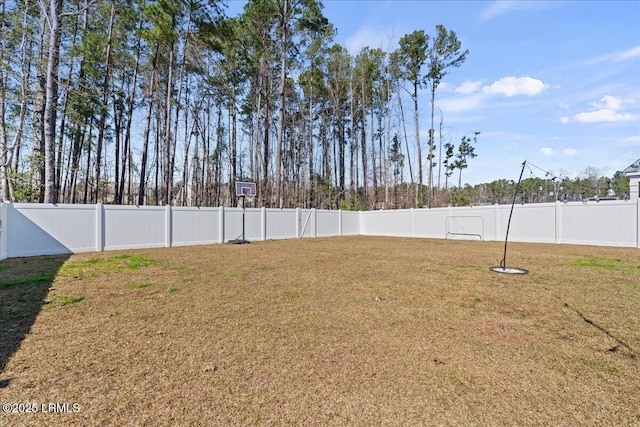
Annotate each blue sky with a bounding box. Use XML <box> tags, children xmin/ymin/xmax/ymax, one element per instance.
<box><xmin>226</xmin><ymin>0</ymin><xmax>640</xmax><ymax>185</ymax></box>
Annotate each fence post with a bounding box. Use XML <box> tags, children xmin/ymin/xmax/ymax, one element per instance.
<box><xmin>411</xmin><ymin>208</ymin><xmax>415</xmax><ymax>238</ymax></box>
<box><xmin>218</xmin><ymin>206</ymin><xmax>224</xmax><ymax>244</ymax></box>
<box><xmin>494</xmin><ymin>204</ymin><xmax>500</xmax><ymax>242</ymax></box>
<box><xmin>296</xmin><ymin>208</ymin><xmax>301</xmax><ymax>238</ymax></box>
<box><xmin>637</xmin><ymin>199</ymin><xmax>640</xmax><ymax>249</ymax></box>
<box><xmin>338</xmin><ymin>209</ymin><xmax>342</xmax><ymax>236</ymax></box>
<box><xmin>310</xmin><ymin>208</ymin><xmax>315</xmax><ymax>238</ymax></box>
<box><xmin>0</xmin><ymin>202</ymin><xmax>9</xmax><ymax>260</ymax></box>
<box><xmin>165</xmin><ymin>204</ymin><xmax>172</xmax><ymax>247</ymax></box>
<box><xmin>262</xmin><ymin>207</ymin><xmax>267</xmax><ymax>240</ymax></box>
<box><xmin>96</xmin><ymin>203</ymin><xmax>104</xmax><ymax>252</ymax></box>
<box><xmin>555</xmin><ymin>201</ymin><xmax>561</xmax><ymax>244</ymax></box>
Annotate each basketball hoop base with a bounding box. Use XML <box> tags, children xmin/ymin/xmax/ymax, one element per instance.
<box><xmin>490</xmin><ymin>266</ymin><xmax>528</xmax><ymax>275</ymax></box>
<box><xmin>228</xmin><ymin>239</ymin><xmax>250</xmax><ymax>245</ymax></box>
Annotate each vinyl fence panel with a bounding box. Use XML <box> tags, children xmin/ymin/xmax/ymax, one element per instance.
<box><xmin>265</xmin><ymin>209</ymin><xmax>298</xmax><ymax>240</ymax></box>
<box><xmin>558</xmin><ymin>200</ymin><xmax>638</xmax><ymax>247</ymax></box>
<box><xmin>317</xmin><ymin>210</ymin><xmax>340</xmax><ymax>237</ymax></box>
<box><xmin>103</xmin><ymin>205</ymin><xmax>167</xmax><ymax>250</ymax></box>
<box><xmin>171</xmin><ymin>207</ymin><xmax>220</xmax><ymax>247</ymax></box>
<box><xmin>341</xmin><ymin>211</ymin><xmax>360</xmax><ymax>236</ymax></box>
<box><xmin>7</xmin><ymin>203</ymin><xmax>96</xmax><ymax>257</ymax></box>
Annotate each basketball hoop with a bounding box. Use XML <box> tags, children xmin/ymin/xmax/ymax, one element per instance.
<box><xmin>229</xmin><ymin>181</ymin><xmax>256</xmax><ymax>245</ymax></box>
<box><xmin>235</xmin><ymin>181</ymin><xmax>256</xmax><ymax>198</ymax></box>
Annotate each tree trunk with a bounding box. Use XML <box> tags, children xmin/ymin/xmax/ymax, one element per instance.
<box><xmin>154</xmin><ymin>109</ymin><xmax>160</xmax><ymax>204</ymax></box>
<box><xmin>262</xmin><ymin>61</ymin><xmax>271</xmax><ymax>206</ymax></box>
<box><xmin>428</xmin><ymin>84</ymin><xmax>436</xmax><ymax>207</ymax></box>
<box><xmin>397</xmin><ymin>84</ymin><xmax>413</xmax><ymax>185</ymax></box>
<box><xmin>68</xmin><ymin>6</ymin><xmax>89</xmax><ymax>204</ymax></box>
<box><xmin>138</xmin><ymin>45</ymin><xmax>158</xmax><ymax>205</ymax></box>
<box><xmin>32</xmin><ymin>11</ymin><xmax>47</xmax><ymax>202</ymax></box>
<box><xmin>69</xmin><ymin>118</ymin><xmax>87</xmax><ymax>203</ymax></box>
<box><xmin>180</xmin><ymin>88</ymin><xmax>196</xmax><ymax>207</ymax></box>
<box><xmin>118</xmin><ymin>31</ymin><xmax>141</xmax><ymax>204</ymax></box>
<box><xmin>93</xmin><ymin>2</ymin><xmax>115</xmax><ymax>203</ymax></box>
<box><xmin>113</xmin><ymin>89</ymin><xmax>121</xmax><ymax>202</ymax></box>
<box><xmin>10</xmin><ymin>0</ymin><xmax>31</xmax><ymax>192</ymax></box>
<box><xmin>370</xmin><ymin>100</ymin><xmax>377</xmax><ymax>208</ymax></box>
<box><xmin>170</xmin><ymin>13</ymin><xmax>192</xmax><ymax>206</ymax></box>
<box><xmin>230</xmin><ymin>84</ymin><xmax>238</xmax><ymax>200</ymax></box>
<box><xmin>413</xmin><ymin>81</ymin><xmax>421</xmax><ymax>206</ymax></box>
<box><xmin>43</xmin><ymin>0</ymin><xmax>63</xmax><ymax>203</ymax></box>
<box><xmin>252</xmin><ymin>69</ymin><xmax>262</xmax><ymax>204</ymax></box>
<box><xmin>275</xmin><ymin>0</ymin><xmax>288</xmax><ymax>208</ymax></box>
<box><xmin>338</xmin><ymin>115</ymin><xmax>345</xmax><ymax>200</ymax></box>
<box><xmin>0</xmin><ymin>74</ymin><xmax>7</xmax><ymax>202</ymax></box>
<box><xmin>308</xmin><ymin>83</ymin><xmax>314</xmax><ymax>207</ymax></box>
<box><xmin>82</xmin><ymin>121</ymin><xmax>93</xmax><ymax>204</ymax></box>
<box><xmin>437</xmin><ymin>109</ymin><xmax>443</xmax><ymax>193</ymax></box>
<box><xmin>163</xmin><ymin>44</ymin><xmax>175</xmax><ymax>205</ymax></box>
<box><xmin>360</xmin><ymin>83</ymin><xmax>368</xmax><ymax>208</ymax></box>
<box><xmin>349</xmin><ymin>79</ymin><xmax>355</xmax><ymax>195</ymax></box>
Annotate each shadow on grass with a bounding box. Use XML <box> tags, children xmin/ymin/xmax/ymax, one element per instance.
<box><xmin>0</xmin><ymin>254</ymin><xmax>70</xmax><ymax>388</ymax></box>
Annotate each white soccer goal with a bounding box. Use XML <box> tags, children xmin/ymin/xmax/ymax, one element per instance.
<box><xmin>445</xmin><ymin>216</ymin><xmax>484</xmax><ymax>241</ymax></box>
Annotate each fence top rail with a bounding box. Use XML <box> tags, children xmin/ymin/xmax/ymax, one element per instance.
<box><xmin>11</xmin><ymin>202</ymin><xmax>97</xmax><ymax>209</ymax></box>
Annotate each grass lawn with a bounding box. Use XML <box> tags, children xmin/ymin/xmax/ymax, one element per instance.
<box><xmin>1</xmin><ymin>236</ymin><xmax>639</xmax><ymax>426</ymax></box>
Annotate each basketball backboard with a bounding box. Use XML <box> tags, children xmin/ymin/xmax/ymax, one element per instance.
<box><xmin>235</xmin><ymin>181</ymin><xmax>256</xmax><ymax>197</ymax></box>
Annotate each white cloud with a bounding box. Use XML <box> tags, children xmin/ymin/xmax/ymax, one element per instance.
<box><xmin>438</xmin><ymin>82</ymin><xmax>453</xmax><ymax>92</ymax></box>
<box><xmin>437</xmin><ymin>93</ymin><xmax>487</xmax><ymax>113</ymax></box>
<box><xmin>480</xmin><ymin>1</ymin><xmax>519</xmax><ymax>21</ymax></box>
<box><xmin>574</xmin><ymin>110</ymin><xmax>636</xmax><ymax>123</ymax></box>
<box><xmin>479</xmin><ymin>0</ymin><xmax>557</xmax><ymax>22</ymax></box>
<box><xmin>573</xmin><ymin>95</ymin><xmax>638</xmax><ymax>123</ymax></box>
<box><xmin>618</xmin><ymin>45</ymin><xmax>640</xmax><ymax>61</ymax></box>
<box><xmin>482</xmin><ymin>76</ymin><xmax>546</xmax><ymax>97</ymax></box>
<box><xmin>597</xmin><ymin>95</ymin><xmax>623</xmax><ymax>110</ymax></box>
<box><xmin>560</xmin><ymin>116</ymin><xmax>570</xmax><ymax>124</ymax></box>
<box><xmin>559</xmin><ymin>101</ymin><xmax>570</xmax><ymax>110</ymax></box>
<box><xmin>563</xmin><ymin>148</ymin><xmax>578</xmax><ymax>156</ymax></box>
<box><xmin>585</xmin><ymin>45</ymin><xmax>640</xmax><ymax>65</ymax></box>
<box><xmin>561</xmin><ymin>95</ymin><xmax>640</xmax><ymax>123</ymax></box>
<box><xmin>541</xmin><ymin>147</ymin><xmax>554</xmax><ymax>156</ymax></box>
<box><xmin>344</xmin><ymin>26</ymin><xmax>388</xmax><ymax>54</ymax></box>
<box><xmin>617</xmin><ymin>135</ymin><xmax>640</xmax><ymax>147</ymax></box>
<box><xmin>455</xmin><ymin>81</ymin><xmax>483</xmax><ymax>94</ymax></box>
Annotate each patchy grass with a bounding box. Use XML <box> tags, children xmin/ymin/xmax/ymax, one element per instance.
<box><xmin>570</xmin><ymin>256</ymin><xmax>639</xmax><ymax>270</ymax></box>
<box><xmin>58</xmin><ymin>296</ymin><xmax>85</xmax><ymax>306</ymax></box>
<box><xmin>135</xmin><ymin>282</ymin><xmax>155</xmax><ymax>289</ymax></box>
<box><xmin>0</xmin><ymin>274</ymin><xmax>57</xmax><ymax>289</ymax></box>
<box><xmin>59</xmin><ymin>253</ymin><xmax>161</xmax><ymax>279</ymax></box>
<box><xmin>0</xmin><ymin>237</ymin><xmax>639</xmax><ymax>426</ymax></box>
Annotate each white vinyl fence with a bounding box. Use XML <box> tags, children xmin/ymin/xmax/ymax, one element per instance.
<box><xmin>0</xmin><ymin>203</ymin><xmax>361</xmax><ymax>259</ymax></box>
<box><xmin>360</xmin><ymin>201</ymin><xmax>639</xmax><ymax>247</ymax></box>
<box><xmin>0</xmin><ymin>200</ymin><xmax>638</xmax><ymax>259</ymax></box>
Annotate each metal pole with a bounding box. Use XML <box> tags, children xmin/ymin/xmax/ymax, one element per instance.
<box><xmin>500</xmin><ymin>160</ymin><xmax>527</xmax><ymax>268</ymax></box>
<box><xmin>241</xmin><ymin>195</ymin><xmax>246</xmax><ymax>243</ymax></box>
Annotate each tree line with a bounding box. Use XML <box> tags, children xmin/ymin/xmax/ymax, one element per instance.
<box><xmin>0</xmin><ymin>0</ymin><xmax>628</xmax><ymax>210</ymax></box>
<box><xmin>453</xmin><ymin>168</ymin><xmax>631</xmax><ymax>207</ymax></box>
<box><xmin>0</xmin><ymin>0</ymin><xmax>482</xmax><ymax>209</ymax></box>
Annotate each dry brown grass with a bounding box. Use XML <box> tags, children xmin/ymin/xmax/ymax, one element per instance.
<box><xmin>1</xmin><ymin>236</ymin><xmax>639</xmax><ymax>426</ymax></box>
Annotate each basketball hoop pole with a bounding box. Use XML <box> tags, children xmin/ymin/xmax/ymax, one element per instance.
<box><xmin>230</xmin><ymin>181</ymin><xmax>255</xmax><ymax>244</ymax></box>
<box><xmin>241</xmin><ymin>194</ymin><xmax>246</xmax><ymax>243</ymax></box>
